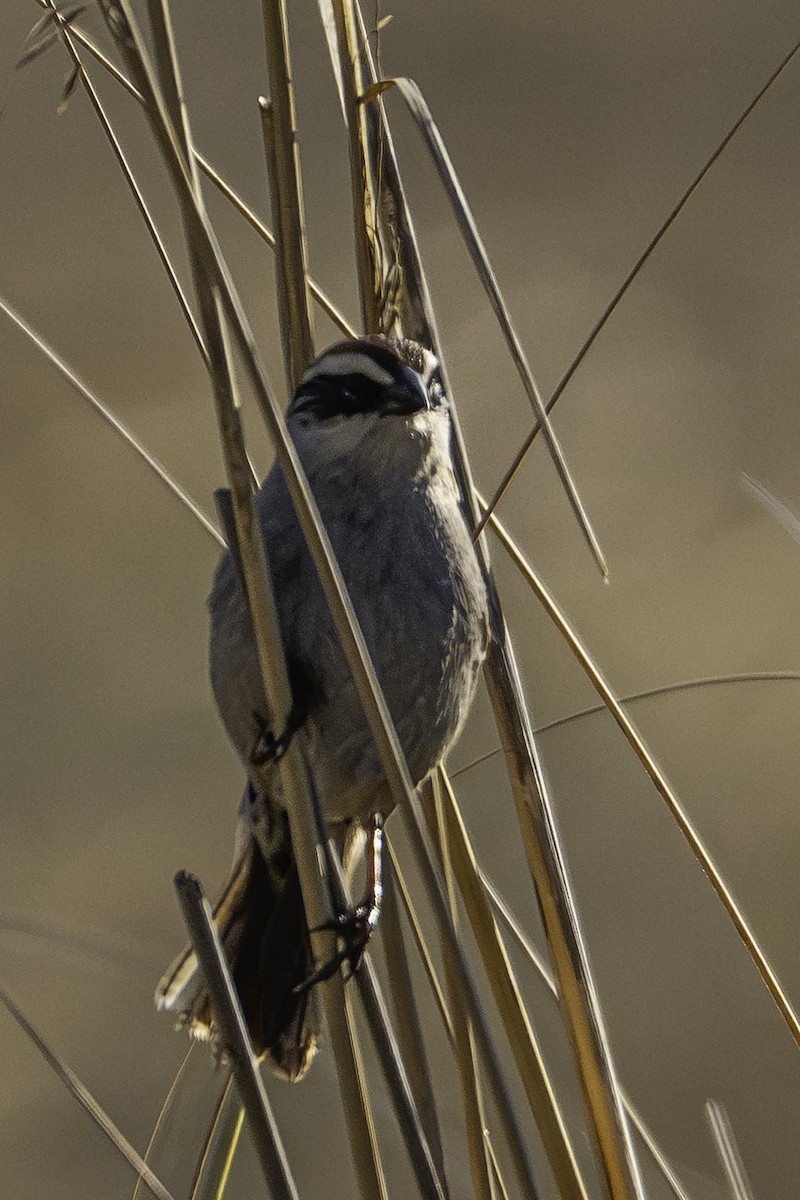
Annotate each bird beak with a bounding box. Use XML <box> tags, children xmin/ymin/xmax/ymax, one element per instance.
<box><xmin>381</xmin><ymin>365</ymin><xmax>431</xmax><ymax>415</ymax></box>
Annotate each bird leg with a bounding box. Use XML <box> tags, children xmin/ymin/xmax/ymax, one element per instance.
<box><xmin>294</xmin><ymin>814</ymin><xmax>384</xmax><ymax>992</ymax></box>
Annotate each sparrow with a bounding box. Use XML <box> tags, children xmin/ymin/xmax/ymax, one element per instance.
<box><xmin>156</xmin><ymin>336</ymin><xmax>489</xmax><ymax>1080</ymax></box>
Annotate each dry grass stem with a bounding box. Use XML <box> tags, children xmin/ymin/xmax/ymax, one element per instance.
<box><xmin>428</xmin><ymin>778</ymin><xmax>500</xmax><ymax>1200</ymax></box>
<box><xmin>174</xmin><ymin>874</ymin><xmax>298</xmax><ymax>1200</ymax></box>
<box><xmin>0</xmin><ymin>291</ymin><xmax>224</xmax><ymax>544</ymax></box>
<box><xmin>704</xmin><ymin>1101</ymin><xmax>756</xmax><ymax>1200</ymax></box>
<box><xmin>370</xmin><ymin>76</ymin><xmax>608</xmax><ymax>580</ymax></box>
<box><xmin>438</xmin><ymin>768</ymin><xmax>588</xmax><ymax>1200</ymax></box>
<box><xmin>259</xmin><ymin>0</ymin><xmax>316</xmax><ymax>387</ymax></box>
<box><xmin>387</xmin><ymin>836</ymin><xmax>538</xmax><ymax>1199</ymax></box>
<box><xmin>43</xmin><ymin>2</ymin><xmax>207</xmax><ymax>360</ymax></box>
<box><xmin>131</xmin><ymin>1047</ymin><xmax>195</xmax><ymax>1200</ymax></box>
<box><xmin>482</xmin><ymin>493</ymin><xmax>800</xmax><ymax>1049</ymax></box>
<box><xmin>452</xmin><ymin>671</ymin><xmax>800</xmax><ymax>780</ymax></box>
<box><xmin>477</xmin><ymin>878</ymin><xmax>695</xmax><ymax>1200</ymax></box>
<box><xmin>326</xmin><ymin>3</ymin><xmax>646</xmax><ymax>1193</ymax></box>
<box><xmin>380</xmin><ymin>855</ymin><xmax>449</xmax><ymax>1188</ymax></box>
<box><xmin>325</xmin><ymin>844</ymin><xmax>450</xmax><ymax>1200</ymax></box>
<box><xmin>385</xmin><ymin>841</ymin><xmax>454</xmax><ymax>1041</ymax></box>
<box><xmin>740</xmin><ymin>472</ymin><xmax>800</xmax><ymax>546</ymax></box>
<box><xmin>189</xmin><ymin>1075</ymin><xmax>245</xmax><ymax>1200</ymax></box>
<box><xmin>478</xmin><ymin>33</ymin><xmax>800</xmax><ymax>531</ymax></box>
<box><xmin>31</xmin><ymin>0</ymin><xmax>356</xmax><ymax>339</ymax></box>
<box><xmin>0</xmin><ymin>984</ymin><xmax>177</xmax><ymax>1200</ymax></box>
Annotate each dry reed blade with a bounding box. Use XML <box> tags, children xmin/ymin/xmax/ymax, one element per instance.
<box><xmin>0</xmin><ymin>983</ymin><xmax>177</xmax><ymax>1200</ymax></box>
<box><xmin>190</xmin><ymin>1075</ymin><xmax>245</xmax><ymax>1200</ymax></box>
<box><xmin>427</xmin><ymin>778</ymin><xmax>498</xmax><ymax>1200</ymax></box>
<box><xmin>327</xmin><ymin>0</ymin><xmax>382</xmax><ymax>331</ymax></box>
<box><xmin>380</xmin><ymin>853</ymin><xmax>449</xmax><ymax>1190</ymax></box>
<box><xmin>326</xmin><ymin>0</ymin><xmax>438</xmax><ymax>343</ymax></box>
<box><xmin>397</xmin><ymin>807</ymin><xmax>546</xmax><ymax>1197</ymax></box>
<box><xmin>385</xmin><ymin>840</ymin><xmax>454</xmax><ymax>1041</ymax></box>
<box><xmin>326</xmin><ymin>842</ymin><xmax>450</xmax><ymax>1200</ymax></box>
<box><xmin>30</xmin><ymin>0</ymin><xmax>356</xmax><ymax>339</ymax></box>
<box><xmin>260</xmin><ymin>99</ymin><xmax>313</xmax><ymax>391</ymax></box>
<box><xmin>740</xmin><ymin>472</ymin><xmax>800</xmax><ymax>546</ymax></box>
<box><xmin>452</xmin><ymin>671</ymin><xmax>800</xmax><ymax>780</ymax></box>
<box><xmin>478</xmin><ymin>33</ymin><xmax>800</xmax><ymax>532</ymax></box>
<box><xmin>476</xmin><ymin>863</ymin><xmax>696</xmax><ymax>1200</ymax></box>
<box><xmin>481</xmin><ymin>631</ymin><xmax>646</xmax><ymax>1200</ymax></box>
<box><xmin>438</xmin><ymin>768</ymin><xmax>589</xmax><ymax>1200</ymax></box>
<box><xmin>323</xmin><ymin>3</ymin><xmax>644</xmax><ymax>1195</ymax></box>
<box><xmin>43</xmin><ymin>1</ymin><xmax>208</xmax><ymax>361</ymax></box>
<box><xmin>125</xmin><ymin>4</ymin><xmax>386</xmax><ymax>1196</ymax></box>
<box><xmin>132</xmin><ymin>1046</ymin><xmax>195</xmax><ymax>1200</ymax></box>
<box><xmin>366</xmin><ymin>75</ymin><xmax>608</xmax><ymax>580</ymax></box>
<box><xmin>390</xmin><ymin>836</ymin><xmax>695</xmax><ymax>1200</ymax></box>
<box><xmin>480</xmin><ymin>494</ymin><xmax>800</xmax><ymax>1050</ymax></box>
<box><xmin>0</xmin><ymin>292</ymin><xmax>224</xmax><ymax>544</ymax></box>
<box><xmin>705</xmin><ymin>1101</ymin><xmax>757</xmax><ymax>1200</ymax></box>
<box><xmin>174</xmin><ymin>874</ymin><xmax>299</xmax><ymax>1200</ymax></box>
<box><xmin>387</xmin><ymin>839</ymin><xmax>522</xmax><ymax>1200</ymax></box>
<box><xmin>258</xmin><ymin>0</ymin><xmax>315</xmax><ymax>388</ymax></box>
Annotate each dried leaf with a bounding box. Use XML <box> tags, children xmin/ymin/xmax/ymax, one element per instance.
<box><xmin>315</xmin><ymin>0</ymin><xmax>345</xmax><ymax>119</ymax></box>
<box><xmin>27</xmin><ymin>8</ymin><xmax>57</xmax><ymax>41</ymax></box>
<box><xmin>57</xmin><ymin>62</ymin><xmax>82</xmax><ymax>114</ymax></box>
<box><xmin>360</xmin><ymin>78</ymin><xmax>395</xmax><ymax>104</ymax></box>
<box><xmin>376</xmin><ymin>14</ymin><xmax>394</xmax><ymax>31</ymax></box>
<box><xmin>16</xmin><ymin>27</ymin><xmax>59</xmax><ymax>70</ymax></box>
<box><xmin>57</xmin><ymin>5</ymin><xmax>86</xmax><ymax>25</ymax></box>
<box><xmin>16</xmin><ymin>7</ymin><xmax>86</xmax><ymax>70</ymax></box>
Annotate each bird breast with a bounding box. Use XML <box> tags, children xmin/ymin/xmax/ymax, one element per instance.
<box><xmin>209</xmin><ymin>446</ymin><xmax>488</xmax><ymax>825</ymax></box>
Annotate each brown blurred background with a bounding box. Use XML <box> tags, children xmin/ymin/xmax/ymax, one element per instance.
<box><xmin>2</xmin><ymin>1</ymin><xmax>800</xmax><ymax>1197</ymax></box>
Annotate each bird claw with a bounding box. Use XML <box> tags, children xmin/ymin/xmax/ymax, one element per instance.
<box><xmin>293</xmin><ymin>904</ymin><xmax>379</xmax><ymax>994</ymax></box>
<box><xmin>293</xmin><ymin>815</ymin><xmax>384</xmax><ymax>996</ymax></box>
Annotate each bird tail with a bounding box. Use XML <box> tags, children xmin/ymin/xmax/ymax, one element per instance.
<box><xmin>155</xmin><ymin>838</ymin><xmax>318</xmax><ymax>1082</ymax></box>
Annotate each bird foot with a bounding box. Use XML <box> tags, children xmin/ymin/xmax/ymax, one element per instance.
<box><xmin>294</xmin><ymin>815</ymin><xmax>384</xmax><ymax>994</ymax></box>
<box><xmin>295</xmin><ymin>903</ymin><xmax>380</xmax><ymax>993</ymax></box>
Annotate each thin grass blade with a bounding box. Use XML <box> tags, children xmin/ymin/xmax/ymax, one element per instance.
<box><xmin>0</xmin><ymin>983</ymin><xmax>177</xmax><ymax>1200</ymax></box>
<box><xmin>190</xmin><ymin>1075</ymin><xmax>245</xmax><ymax>1200</ymax></box>
<box><xmin>740</xmin><ymin>472</ymin><xmax>800</xmax><ymax>545</ymax></box>
<box><xmin>367</xmin><ymin>75</ymin><xmax>608</xmax><ymax>580</ymax></box>
<box><xmin>479</xmin><ymin>33</ymin><xmax>800</xmax><ymax>530</ymax></box>
<box><xmin>481</xmin><ymin>493</ymin><xmax>800</xmax><ymax>1051</ymax></box>
<box><xmin>0</xmin><ymin>292</ymin><xmax>223</xmax><ymax>544</ymax></box>
<box><xmin>705</xmin><ymin>1101</ymin><xmax>757</xmax><ymax>1200</ymax></box>
<box><xmin>132</xmin><ymin>1046</ymin><xmax>195</xmax><ymax>1200</ymax></box>
<box><xmin>438</xmin><ymin>768</ymin><xmax>589</xmax><ymax>1200</ymax></box>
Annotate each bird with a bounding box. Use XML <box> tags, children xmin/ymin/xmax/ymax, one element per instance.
<box><xmin>156</xmin><ymin>335</ymin><xmax>490</xmax><ymax>1080</ymax></box>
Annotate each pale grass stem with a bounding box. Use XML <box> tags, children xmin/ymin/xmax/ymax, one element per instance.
<box><xmin>6</xmin><ymin>289</ymin><xmax>778</xmax><ymax>1200</ymax></box>
<box><xmin>475</xmin><ymin>34</ymin><xmax>800</xmax><ymax>534</ymax></box>
<box><xmin>704</xmin><ymin>1100</ymin><xmax>756</xmax><ymax>1200</ymax></box>
<box><xmin>480</xmin><ymin>493</ymin><xmax>800</xmax><ymax>1051</ymax></box>
<box><xmin>0</xmin><ymin>984</ymin><xmax>177</xmax><ymax>1200</ymax></box>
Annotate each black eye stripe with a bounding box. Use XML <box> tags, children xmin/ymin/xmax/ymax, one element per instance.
<box><xmin>292</xmin><ymin>371</ymin><xmax>389</xmax><ymax>419</ymax></box>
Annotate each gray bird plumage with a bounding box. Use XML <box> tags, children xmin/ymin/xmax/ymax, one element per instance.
<box><xmin>156</xmin><ymin>336</ymin><xmax>489</xmax><ymax>1080</ymax></box>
